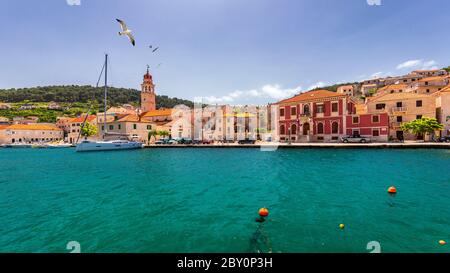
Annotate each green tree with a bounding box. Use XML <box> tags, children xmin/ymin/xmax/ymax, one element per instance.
<box><xmin>400</xmin><ymin>117</ymin><xmax>443</xmax><ymax>141</ymax></box>
<box><xmin>148</xmin><ymin>129</ymin><xmax>159</xmax><ymax>142</ymax></box>
<box><xmin>443</xmin><ymin>66</ymin><xmax>450</xmax><ymax>73</ymax></box>
<box><xmin>158</xmin><ymin>130</ymin><xmax>170</xmax><ymax>138</ymax></box>
<box><xmin>80</xmin><ymin>122</ymin><xmax>98</xmax><ymax>139</ymax></box>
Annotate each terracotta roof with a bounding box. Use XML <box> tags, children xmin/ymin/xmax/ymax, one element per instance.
<box><xmin>277</xmin><ymin>90</ymin><xmax>346</xmax><ymax>104</ymax></box>
<box><xmin>369</xmin><ymin>92</ymin><xmax>431</xmax><ymax>102</ymax></box>
<box><xmin>0</xmin><ymin>125</ymin><xmax>9</xmax><ymax>130</ymax></box>
<box><xmin>5</xmin><ymin>124</ymin><xmax>62</xmax><ymax>131</ymax></box>
<box><xmin>418</xmin><ymin>76</ymin><xmax>447</xmax><ymax>82</ymax></box>
<box><xmin>412</xmin><ymin>69</ymin><xmax>443</xmax><ymax>72</ymax></box>
<box><xmin>142</xmin><ymin>108</ymin><xmax>173</xmax><ymax>117</ymax></box>
<box><xmin>116</xmin><ymin>114</ymin><xmax>152</xmax><ymax>123</ymax></box>
<box><xmin>438</xmin><ymin>85</ymin><xmax>450</xmax><ymax>93</ymax></box>
<box><xmin>377</xmin><ymin>84</ymin><xmax>408</xmax><ymax>91</ymax></box>
<box><xmin>69</xmin><ymin>115</ymin><xmax>96</xmax><ymax>123</ymax></box>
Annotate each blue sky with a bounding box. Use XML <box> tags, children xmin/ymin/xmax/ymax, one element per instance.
<box><xmin>1</xmin><ymin>0</ymin><xmax>450</xmax><ymax>104</ymax></box>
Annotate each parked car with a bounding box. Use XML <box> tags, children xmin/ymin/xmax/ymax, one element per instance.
<box><xmin>238</xmin><ymin>139</ymin><xmax>256</xmax><ymax>144</ymax></box>
<box><xmin>178</xmin><ymin>138</ymin><xmax>193</xmax><ymax>144</ymax></box>
<box><xmin>341</xmin><ymin>135</ymin><xmax>371</xmax><ymax>143</ymax></box>
<box><xmin>202</xmin><ymin>139</ymin><xmax>212</xmax><ymax>144</ymax></box>
<box><xmin>167</xmin><ymin>139</ymin><xmax>179</xmax><ymax>144</ymax></box>
<box><xmin>155</xmin><ymin>138</ymin><xmax>170</xmax><ymax>144</ymax></box>
<box><xmin>192</xmin><ymin>140</ymin><xmax>202</xmax><ymax>145</ymax></box>
<box><xmin>438</xmin><ymin>136</ymin><xmax>450</xmax><ymax>143</ymax></box>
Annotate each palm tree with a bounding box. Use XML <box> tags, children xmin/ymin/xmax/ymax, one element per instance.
<box><xmin>148</xmin><ymin>129</ymin><xmax>159</xmax><ymax>143</ymax></box>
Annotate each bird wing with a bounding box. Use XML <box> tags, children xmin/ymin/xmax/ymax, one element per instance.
<box><xmin>116</xmin><ymin>18</ymin><xmax>128</xmax><ymax>31</ymax></box>
<box><xmin>152</xmin><ymin>47</ymin><xmax>159</xmax><ymax>52</ymax></box>
<box><xmin>126</xmin><ymin>32</ymin><xmax>136</xmax><ymax>46</ymax></box>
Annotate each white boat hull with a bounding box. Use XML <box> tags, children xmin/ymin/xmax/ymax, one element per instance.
<box><xmin>75</xmin><ymin>140</ymin><xmax>143</xmax><ymax>152</ymax></box>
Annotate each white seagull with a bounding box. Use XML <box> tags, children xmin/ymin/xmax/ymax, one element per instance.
<box><xmin>116</xmin><ymin>18</ymin><xmax>135</xmax><ymax>46</ymax></box>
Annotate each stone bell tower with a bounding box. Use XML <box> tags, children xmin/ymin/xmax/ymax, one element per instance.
<box><xmin>141</xmin><ymin>66</ymin><xmax>156</xmax><ymax>113</ymax></box>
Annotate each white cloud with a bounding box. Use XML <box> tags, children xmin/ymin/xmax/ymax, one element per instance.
<box><xmin>66</xmin><ymin>0</ymin><xmax>81</xmax><ymax>6</ymax></box>
<box><xmin>422</xmin><ymin>60</ymin><xmax>438</xmax><ymax>70</ymax></box>
<box><xmin>370</xmin><ymin>71</ymin><xmax>385</xmax><ymax>78</ymax></box>
<box><xmin>396</xmin><ymin>60</ymin><xmax>422</xmax><ymax>70</ymax></box>
<box><xmin>307</xmin><ymin>81</ymin><xmax>326</xmax><ymax>90</ymax></box>
<box><xmin>396</xmin><ymin>59</ymin><xmax>438</xmax><ymax>70</ymax></box>
<box><xmin>194</xmin><ymin>84</ymin><xmax>302</xmax><ymax>104</ymax></box>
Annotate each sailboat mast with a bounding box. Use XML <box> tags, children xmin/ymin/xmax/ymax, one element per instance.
<box><xmin>104</xmin><ymin>54</ymin><xmax>108</xmax><ymax>137</ymax></box>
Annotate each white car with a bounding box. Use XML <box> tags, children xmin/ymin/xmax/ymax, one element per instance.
<box><xmin>341</xmin><ymin>135</ymin><xmax>371</xmax><ymax>143</ymax></box>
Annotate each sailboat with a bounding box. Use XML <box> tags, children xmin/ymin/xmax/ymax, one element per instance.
<box><xmin>76</xmin><ymin>54</ymin><xmax>144</xmax><ymax>152</ymax></box>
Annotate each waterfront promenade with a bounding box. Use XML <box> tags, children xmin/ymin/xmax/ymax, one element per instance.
<box><xmin>146</xmin><ymin>142</ymin><xmax>450</xmax><ymax>149</ymax></box>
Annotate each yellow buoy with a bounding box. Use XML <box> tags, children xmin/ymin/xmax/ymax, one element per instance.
<box><xmin>339</xmin><ymin>224</ymin><xmax>345</xmax><ymax>229</ymax></box>
<box><xmin>439</xmin><ymin>240</ymin><xmax>446</xmax><ymax>245</ymax></box>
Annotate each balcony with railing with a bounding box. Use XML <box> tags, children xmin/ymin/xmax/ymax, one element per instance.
<box><xmin>391</xmin><ymin>107</ymin><xmax>408</xmax><ymax>114</ymax></box>
<box><xmin>391</xmin><ymin>122</ymin><xmax>404</xmax><ymax>128</ymax></box>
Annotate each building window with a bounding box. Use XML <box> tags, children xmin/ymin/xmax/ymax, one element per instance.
<box><xmin>425</xmin><ymin>81</ymin><xmax>429</xmax><ymax>86</ymax></box>
<box><xmin>280</xmin><ymin>124</ymin><xmax>285</xmax><ymax>135</ymax></box>
<box><xmin>396</xmin><ymin>102</ymin><xmax>402</xmax><ymax>107</ymax></box>
<box><xmin>118</xmin><ymin>124</ymin><xmax>121</xmax><ymax>130</ymax></box>
<box><xmin>133</xmin><ymin>124</ymin><xmax>137</xmax><ymax>130</ymax></box>
<box><xmin>317</xmin><ymin>123</ymin><xmax>324</xmax><ymax>134</ymax></box>
<box><xmin>291</xmin><ymin>124</ymin><xmax>297</xmax><ymax>135</ymax></box>
<box><xmin>352</xmin><ymin>116</ymin><xmax>359</xmax><ymax>124</ymax></box>
<box><xmin>397</xmin><ymin>116</ymin><xmax>403</xmax><ymax>122</ymax></box>
<box><xmin>372</xmin><ymin>115</ymin><xmax>379</xmax><ymax>123</ymax></box>
<box><xmin>147</xmin><ymin>125</ymin><xmax>152</xmax><ymax>130</ymax></box>
<box><xmin>316</xmin><ymin>104</ymin><xmax>324</xmax><ymax>113</ymax></box>
<box><xmin>416</xmin><ymin>100</ymin><xmax>422</xmax><ymax>107</ymax></box>
<box><xmin>280</xmin><ymin>108</ymin><xmax>285</xmax><ymax>117</ymax></box>
<box><xmin>303</xmin><ymin>104</ymin><xmax>310</xmax><ymax>115</ymax></box>
<box><xmin>332</xmin><ymin>103</ymin><xmax>338</xmax><ymax>112</ymax></box>
<box><xmin>426</xmin><ymin>89</ymin><xmax>430</xmax><ymax>93</ymax></box>
<box><xmin>102</xmin><ymin>126</ymin><xmax>104</xmax><ymax>131</ymax></box>
<box><xmin>416</xmin><ymin>115</ymin><xmax>422</xmax><ymax>120</ymax></box>
<box><xmin>291</xmin><ymin>107</ymin><xmax>297</xmax><ymax>116</ymax></box>
<box><xmin>376</xmin><ymin>103</ymin><xmax>386</xmax><ymax>110</ymax></box>
<box><xmin>109</xmin><ymin>125</ymin><xmax>114</xmax><ymax>130</ymax></box>
<box><xmin>331</xmin><ymin>122</ymin><xmax>339</xmax><ymax>134</ymax></box>
<box><xmin>373</xmin><ymin>129</ymin><xmax>380</xmax><ymax>137</ymax></box>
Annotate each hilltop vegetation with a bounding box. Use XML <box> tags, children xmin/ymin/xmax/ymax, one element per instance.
<box><xmin>312</xmin><ymin>82</ymin><xmax>358</xmax><ymax>93</ymax></box>
<box><xmin>0</xmin><ymin>85</ymin><xmax>194</xmax><ymax>108</ymax></box>
<box><xmin>0</xmin><ymin>85</ymin><xmax>194</xmax><ymax>123</ymax></box>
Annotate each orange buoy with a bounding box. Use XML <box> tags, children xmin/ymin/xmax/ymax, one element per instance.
<box><xmin>439</xmin><ymin>240</ymin><xmax>446</xmax><ymax>245</ymax></box>
<box><xmin>387</xmin><ymin>186</ymin><xmax>397</xmax><ymax>194</ymax></box>
<box><xmin>259</xmin><ymin>207</ymin><xmax>269</xmax><ymax>217</ymax></box>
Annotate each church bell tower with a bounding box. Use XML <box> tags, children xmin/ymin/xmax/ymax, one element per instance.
<box><xmin>141</xmin><ymin>66</ymin><xmax>156</xmax><ymax>113</ymax></box>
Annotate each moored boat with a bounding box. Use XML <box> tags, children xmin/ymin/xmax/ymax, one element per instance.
<box><xmin>75</xmin><ymin>54</ymin><xmax>143</xmax><ymax>152</ymax></box>
<box><xmin>75</xmin><ymin>140</ymin><xmax>143</xmax><ymax>152</ymax></box>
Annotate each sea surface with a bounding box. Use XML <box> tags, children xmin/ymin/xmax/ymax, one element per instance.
<box><xmin>0</xmin><ymin>147</ymin><xmax>449</xmax><ymax>253</ymax></box>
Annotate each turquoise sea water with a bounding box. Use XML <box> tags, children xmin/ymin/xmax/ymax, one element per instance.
<box><xmin>0</xmin><ymin>148</ymin><xmax>449</xmax><ymax>253</ymax></box>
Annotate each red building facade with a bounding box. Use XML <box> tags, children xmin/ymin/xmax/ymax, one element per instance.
<box><xmin>345</xmin><ymin>113</ymin><xmax>389</xmax><ymax>141</ymax></box>
<box><xmin>277</xmin><ymin>89</ymin><xmax>389</xmax><ymax>142</ymax></box>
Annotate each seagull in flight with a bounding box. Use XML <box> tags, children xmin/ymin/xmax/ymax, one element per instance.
<box><xmin>116</xmin><ymin>19</ymin><xmax>135</xmax><ymax>46</ymax></box>
<box><xmin>149</xmin><ymin>45</ymin><xmax>159</xmax><ymax>52</ymax></box>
